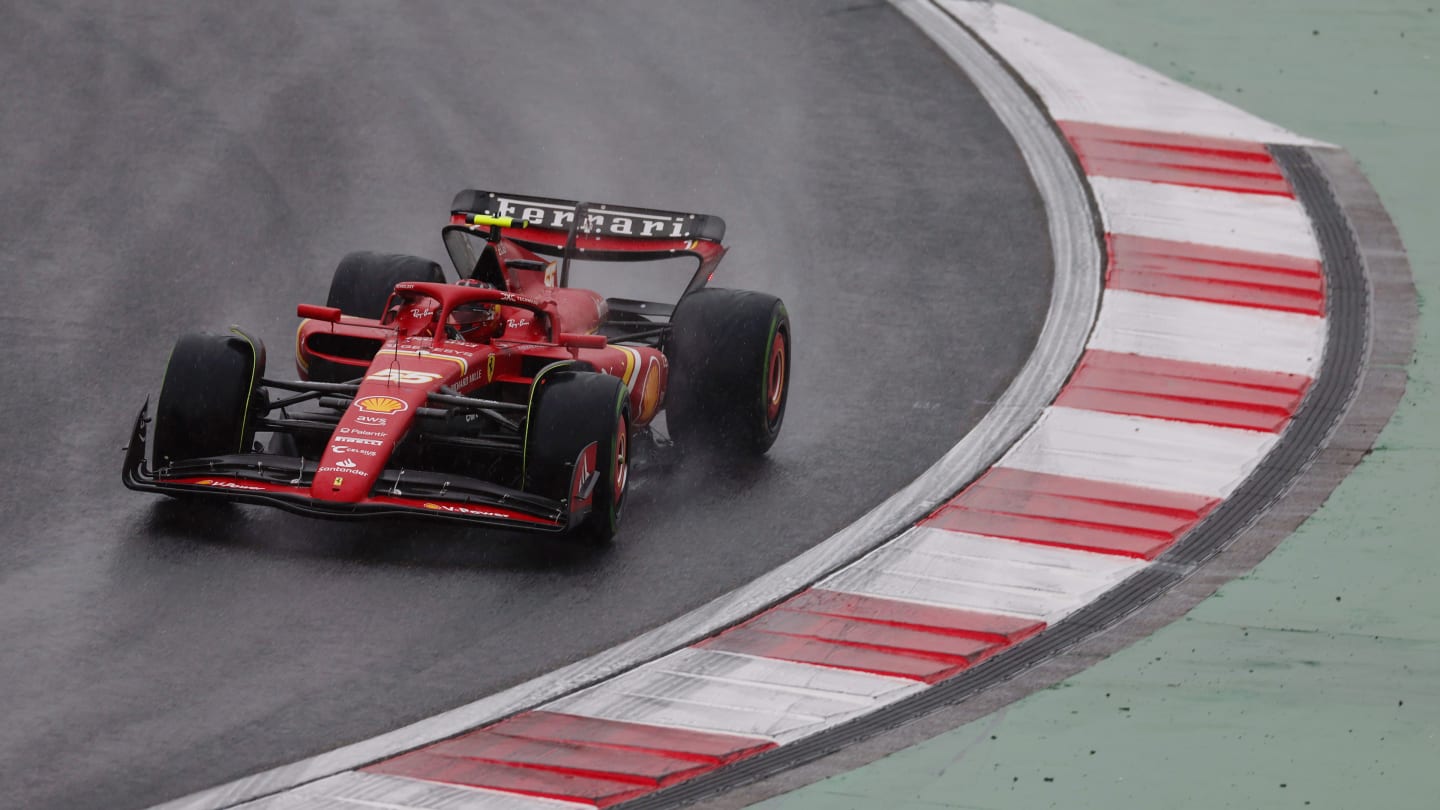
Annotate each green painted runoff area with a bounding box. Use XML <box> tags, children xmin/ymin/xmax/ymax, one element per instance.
<box><xmin>755</xmin><ymin>2</ymin><xmax>1439</xmax><ymax>808</ymax></box>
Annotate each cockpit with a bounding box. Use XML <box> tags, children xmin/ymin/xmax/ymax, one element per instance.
<box><xmin>449</xmin><ymin>296</ymin><xmax>503</xmax><ymax>341</ymax></box>
<box><xmin>380</xmin><ymin>289</ymin><xmax>503</xmax><ymax>342</ymax></box>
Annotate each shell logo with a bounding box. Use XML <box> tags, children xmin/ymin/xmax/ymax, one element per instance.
<box><xmin>355</xmin><ymin>396</ymin><xmax>408</xmax><ymax>414</ymax></box>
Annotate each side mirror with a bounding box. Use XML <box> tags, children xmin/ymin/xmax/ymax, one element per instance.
<box><xmin>559</xmin><ymin>332</ymin><xmax>607</xmax><ymax>350</ymax></box>
<box><xmin>297</xmin><ymin>304</ymin><xmax>343</xmax><ymax>323</ymax></box>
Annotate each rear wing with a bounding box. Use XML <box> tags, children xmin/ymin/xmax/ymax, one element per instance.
<box><xmin>450</xmin><ymin>189</ymin><xmax>726</xmax><ymax>244</ymax></box>
<box><xmin>447</xmin><ymin>190</ymin><xmax>729</xmax><ymax>340</ymax></box>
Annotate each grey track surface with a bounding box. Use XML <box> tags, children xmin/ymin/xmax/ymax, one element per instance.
<box><xmin>152</xmin><ymin>2</ymin><xmax>1098</xmax><ymax>804</ymax></box>
<box><xmin>0</xmin><ymin>3</ymin><xmax>1052</xmax><ymax>809</ymax></box>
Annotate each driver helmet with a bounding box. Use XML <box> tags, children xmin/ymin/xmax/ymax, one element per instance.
<box><xmin>452</xmin><ymin>279</ymin><xmax>504</xmax><ymax>340</ymax></box>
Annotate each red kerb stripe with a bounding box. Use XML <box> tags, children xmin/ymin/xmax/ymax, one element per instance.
<box><xmin>922</xmin><ymin>467</ymin><xmax>1220</xmax><ymax>559</ymax></box>
<box><xmin>1055</xmin><ymin>349</ymin><xmax>1311</xmax><ymax>431</ymax></box>
<box><xmin>1060</xmin><ymin>120</ymin><xmax>1293</xmax><ymax>197</ymax></box>
<box><xmin>1107</xmin><ymin>233</ymin><xmax>1325</xmax><ymax>315</ymax></box>
<box><xmin>362</xmin><ymin>711</ymin><xmax>775</xmax><ymax>806</ymax></box>
<box><xmin>424</xmin><ymin>731</ymin><xmax>709</xmax><ymax>785</ymax></box>
<box><xmin>366</xmin><ymin>750</ymin><xmax>650</xmax><ymax>807</ymax></box>
<box><xmin>785</xmin><ymin>589</ymin><xmax>1043</xmax><ymax>644</ymax></box>
<box><xmin>700</xmin><ymin>626</ymin><xmax>977</xmax><ymax>683</ymax></box>
<box><xmin>744</xmin><ymin>609</ymin><xmax>999</xmax><ymax>661</ymax></box>
<box><xmin>490</xmin><ymin>711</ymin><xmax>772</xmax><ymax>764</ymax></box>
<box><xmin>696</xmin><ymin>590</ymin><xmax>1046</xmax><ymax>683</ymax></box>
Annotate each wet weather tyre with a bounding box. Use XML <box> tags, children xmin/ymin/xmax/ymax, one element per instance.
<box><xmin>153</xmin><ymin>331</ymin><xmax>265</xmax><ymax>468</ymax></box>
<box><xmin>524</xmin><ymin>371</ymin><xmax>630</xmax><ymax>544</ymax></box>
<box><xmin>310</xmin><ymin>252</ymin><xmax>446</xmax><ymax>381</ymax></box>
<box><xmin>666</xmin><ymin>288</ymin><xmax>790</xmax><ymax>455</ymax></box>
<box><xmin>326</xmin><ymin>251</ymin><xmax>445</xmax><ymax>319</ymax></box>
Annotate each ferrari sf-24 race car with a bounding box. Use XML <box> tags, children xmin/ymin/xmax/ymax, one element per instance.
<box><xmin>122</xmin><ymin>190</ymin><xmax>791</xmax><ymax>542</ymax></box>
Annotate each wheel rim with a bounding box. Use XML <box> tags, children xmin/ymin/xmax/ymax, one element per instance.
<box><xmin>613</xmin><ymin>414</ymin><xmax>629</xmax><ymax>499</ymax></box>
<box><xmin>765</xmin><ymin>331</ymin><xmax>786</xmax><ymax>423</ymax></box>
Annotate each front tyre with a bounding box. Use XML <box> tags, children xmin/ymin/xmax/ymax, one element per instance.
<box><xmin>153</xmin><ymin>331</ymin><xmax>265</xmax><ymax>468</ymax></box>
<box><xmin>524</xmin><ymin>371</ymin><xmax>631</xmax><ymax>544</ymax></box>
<box><xmin>666</xmin><ymin>288</ymin><xmax>791</xmax><ymax>455</ymax></box>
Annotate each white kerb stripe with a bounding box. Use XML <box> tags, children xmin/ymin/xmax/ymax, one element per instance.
<box><xmin>999</xmin><ymin>406</ymin><xmax>1278</xmax><ymax>498</ymax></box>
<box><xmin>545</xmin><ymin>648</ymin><xmax>922</xmax><ymax>743</ymax></box>
<box><xmin>1091</xmin><ymin>177</ymin><xmax>1321</xmax><ymax>261</ymax></box>
<box><xmin>1091</xmin><ymin>289</ymin><xmax>1326</xmax><ymax>376</ymax></box>
<box><xmin>643</xmin><ymin>647</ymin><xmax>919</xmax><ymax>703</ymax></box>
<box><xmin>822</xmin><ymin>528</ymin><xmax>1147</xmax><ymax>623</ymax></box>
<box><xmin>938</xmin><ymin>1</ymin><xmax>1327</xmax><ymax>146</ymax></box>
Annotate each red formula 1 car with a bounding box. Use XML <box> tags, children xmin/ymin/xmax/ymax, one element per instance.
<box><xmin>123</xmin><ymin>190</ymin><xmax>791</xmax><ymax>542</ymax></box>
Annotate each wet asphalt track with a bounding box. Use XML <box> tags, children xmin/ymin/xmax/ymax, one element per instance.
<box><xmin>0</xmin><ymin>3</ymin><xmax>1051</xmax><ymax>808</ymax></box>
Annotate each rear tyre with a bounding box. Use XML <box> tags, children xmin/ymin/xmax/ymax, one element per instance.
<box><xmin>310</xmin><ymin>252</ymin><xmax>447</xmax><ymax>382</ymax></box>
<box><xmin>153</xmin><ymin>331</ymin><xmax>265</xmax><ymax>468</ymax></box>
<box><xmin>326</xmin><ymin>251</ymin><xmax>445</xmax><ymax>319</ymax></box>
<box><xmin>666</xmin><ymin>288</ymin><xmax>790</xmax><ymax>454</ymax></box>
<box><xmin>524</xmin><ymin>371</ymin><xmax>630</xmax><ymax>544</ymax></box>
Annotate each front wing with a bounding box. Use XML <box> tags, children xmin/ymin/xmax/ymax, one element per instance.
<box><xmin>121</xmin><ymin>404</ymin><xmax>570</xmax><ymax>532</ymax></box>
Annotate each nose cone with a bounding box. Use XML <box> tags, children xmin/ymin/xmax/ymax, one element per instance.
<box><xmin>311</xmin><ymin>341</ymin><xmax>468</xmax><ymax>502</ymax></box>
<box><xmin>310</xmin><ymin>392</ymin><xmax>420</xmax><ymax>503</ymax></box>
